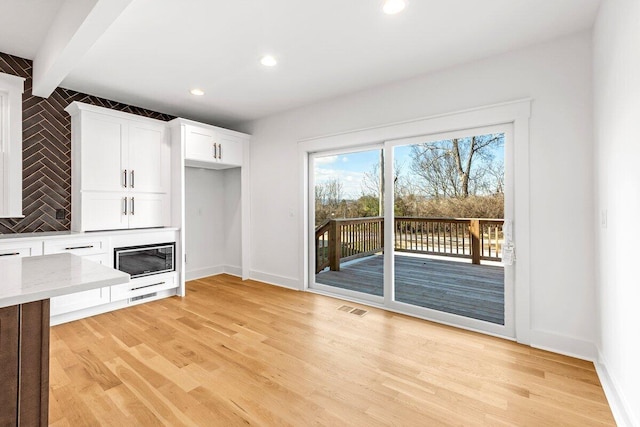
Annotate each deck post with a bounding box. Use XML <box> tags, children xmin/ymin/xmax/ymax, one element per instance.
<box><xmin>470</xmin><ymin>219</ymin><xmax>480</xmax><ymax>265</ymax></box>
<box><xmin>329</xmin><ymin>220</ymin><xmax>341</xmax><ymax>271</ymax></box>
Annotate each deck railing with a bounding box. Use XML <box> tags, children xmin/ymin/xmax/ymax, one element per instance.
<box><xmin>315</xmin><ymin>216</ymin><xmax>504</xmax><ymax>273</ymax></box>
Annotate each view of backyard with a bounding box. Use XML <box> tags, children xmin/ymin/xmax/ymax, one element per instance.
<box><xmin>313</xmin><ymin>133</ymin><xmax>506</xmax><ymax>324</ymax></box>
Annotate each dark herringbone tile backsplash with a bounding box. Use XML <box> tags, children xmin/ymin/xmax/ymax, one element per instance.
<box><xmin>0</xmin><ymin>53</ymin><xmax>175</xmax><ymax>234</ymax></box>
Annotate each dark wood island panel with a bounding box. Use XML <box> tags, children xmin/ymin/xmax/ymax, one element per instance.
<box><xmin>0</xmin><ymin>300</ymin><xmax>50</xmax><ymax>426</ymax></box>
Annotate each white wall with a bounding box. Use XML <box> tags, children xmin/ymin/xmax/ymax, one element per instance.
<box><xmin>185</xmin><ymin>167</ymin><xmax>225</xmax><ymax>278</ymax></box>
<box><xmin>593</xmin><ymin>0</ymin><xmax>640</xmax><ymax>425</ymax></box>
<box><xmin>243</xmin><ymin>33</ymin><xmax>596</xmax><ymax>358</ymax></box>
<box><xmin>184</xmin><ymin>166</ymin><xmax>243</xmax><ymax>279</ymax></box>
<box><xmin>223</xmin><ymin>167</ymin><xmax>242</xmax><ymax>273</ymax></box>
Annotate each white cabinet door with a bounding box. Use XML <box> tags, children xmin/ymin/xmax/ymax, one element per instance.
<box><xmin>185</xmin><ymin>125</ymin><xmax>216</xmax><ymax>161</ymax></box>
<box><xmin>128</xmin><ymin>121</ymin><xmax>169</xmax><ymax>194</ymax></box>
<box><xmin>0</xmin><ymin>73</ymin><xmax>25</xmax><ymax>218</ymax></box>
<box><xmin>218</xmin><ymin>134</ymin><xmax>243</xmax><ymax>167</ymax></box>
<box><xmin>127</xmin><ymin>194</ymin><xmax>168</xmax><ymax>229</ymax></box>
<box><xmin>80</xmin><ymin>192</ymin><xmax>128</xmax><ymax>231</ymax></box>
<box><xmin>81</xmin><ymin>113</ymin><xmax>127</xmax><ymax>192</ymax></box>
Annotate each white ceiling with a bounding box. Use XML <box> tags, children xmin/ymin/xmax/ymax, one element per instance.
<box><xmin>2</xmin><ymin>0</ymin><xmax>601</xmax><ymax>127</ymax></box>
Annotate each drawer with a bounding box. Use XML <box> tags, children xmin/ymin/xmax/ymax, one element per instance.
<box><xmin>111</xmin><ymin>273</ymin><xmax>177</xmax><ymax>302</ymax></box>
<box><xmin>44</xmin><ymin>237</ymin><xmax>108</xmax><ymax>256</ymax></box>
<box><xmin>50</xmin><ymin>287</ymin><xmax>111</xmax><ymax>316</ymax></box>
<box><xmin>0</xmin><ymin>240</ymin><xmax>43</xmax><ymax>258</ymax></box>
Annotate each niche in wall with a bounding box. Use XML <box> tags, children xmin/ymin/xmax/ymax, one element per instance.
<box><xmin>184</xmin><ymin>166</ymin><xmax>242</xmax><ymax>279</ymax></box>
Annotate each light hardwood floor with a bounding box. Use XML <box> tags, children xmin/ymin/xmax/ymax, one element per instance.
<box><xmin>49</xmin><ymin>275</ymin><xmax>615</xmax><ymax>426</ymax></box>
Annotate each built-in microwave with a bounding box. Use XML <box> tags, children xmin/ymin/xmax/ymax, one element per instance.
<box><xmin>114</xmin><ymin>242</ymin><xmax>175</xmax><ymax>279</ymax></box>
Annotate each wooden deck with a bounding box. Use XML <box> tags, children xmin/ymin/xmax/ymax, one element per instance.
<box><xmin>316</xmin><ymin>254</ymin><xmax>504</xmax><ymax>324</ymax></box>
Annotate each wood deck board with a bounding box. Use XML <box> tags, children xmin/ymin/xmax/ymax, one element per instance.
<box><xmin>316</xmin><ymin>254</ymin><xmax>505</xmax><ymax>324</ymax></box>
<box><xmin>48</xmin><ymin>275</ymin><xmax>615</xmax><ymax>426</ymax></box>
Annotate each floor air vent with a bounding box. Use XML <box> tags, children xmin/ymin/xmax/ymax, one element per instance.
<box><xmin>130</xmin><ymin>292</ymin><xmax>157</xmax><ymax>303</ymax></box>
<box><xmin>337</xmin><ymin>305</ymin><xmax>368</xmax><ymax>317</ymax></box>
<box><xmin>350</xmin><ymin>308</ymin><xmax>367</xmax><ymax>317</ymax></box>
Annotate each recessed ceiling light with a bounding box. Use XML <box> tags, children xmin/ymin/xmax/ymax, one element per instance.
<box><xmin>261</xmin><ymin>55</ymin><xmax>277</xmax><ymax>67</ymax></box>
<box><xmin>382</xmin><ymin>0</ymin><xmax>406</xmax><ymax>15</ymax></box>
<box><xmin>190</xmin><ymin>88</ymin><xmax>205</xmax><ymax>96</ymax></box>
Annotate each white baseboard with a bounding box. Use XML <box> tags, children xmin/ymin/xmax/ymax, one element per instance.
<box><xmin>595</xmin><ymin>352</ymin><xmax>638</xmax><ymax>427</ymax></box>
<box><xmin>185</xmin><ymin>265</ymin><xmax>243</xmax><ymax>281</ymax></box>
<box><xmin>248</xmin><ymin>269</ymin><xmax>301</xmax><ymax>290</ymax></box>
<box><xmin>529</xmin><ymin>329</ymin><xmax>598</xmax><ymax>361</ymax></box>
<box><xmin>185</xmin><ymin>265</ymin><xmax>225</xmax><ymax>281</ymax></box>
<box><xmin>224</xmin><ymin>265</ymin><xmax>242</xmax><ymax>277</ymax></box>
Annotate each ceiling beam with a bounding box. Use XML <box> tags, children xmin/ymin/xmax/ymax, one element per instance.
<box><xmin>32</xmin><ymin>0</ymin><xmax>133</xmax><ymax>98</ymax></box>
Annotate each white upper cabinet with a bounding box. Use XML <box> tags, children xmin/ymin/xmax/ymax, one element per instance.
<box><xmin>0</xmin><ymin>72</ymin><xmax>25</xmax><ymax>218</ymax></box>
<box><xmin>79</xmin><ymin>113</ymin><xmax>126</xmax><ymax>192</ymax></box>
<box><xmin>66</xmin><ymin>102</ymin><xmax>171</xmax><ymax>231</ymax></box>
<box><xmin>128</xmin><ymin>121</ymin><xmax>169</xmax><ymax>193</ymax></box>
<box><xmin>175</xmin><ymin>120</ymin><xmax>245</xmax><ymax>169</ymax></box>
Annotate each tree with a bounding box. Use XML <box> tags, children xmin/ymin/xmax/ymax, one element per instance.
<box><xmin>410</xmin><ymin>134</ymin><xmax>504</xmax><ymax>199</ymax></box>
<box><xmin>315</xmin><ymin>179</ymin><xmax>345</xmax><ymax>225</ymax></box>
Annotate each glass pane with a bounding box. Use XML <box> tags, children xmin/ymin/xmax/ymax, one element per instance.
<box><xmin>393</xmin><ymin>133</ymin><xmax>505</xmax><ymax>324</ymax></box>
<box><xmin>313</xmin><ymin>149</ymin><xmax>384</xmax><ymax>297</ymax></box>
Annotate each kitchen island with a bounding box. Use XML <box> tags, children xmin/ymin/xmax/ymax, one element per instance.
<box><xmin>0</xmin><ymin>253</ymin><xmax>129</xmax><ymax>426</ymax></box>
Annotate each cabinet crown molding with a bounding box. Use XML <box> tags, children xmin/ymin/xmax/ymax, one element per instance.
<box><xmin>168</xmin><ymin>117</ymin><xmax>251</xmax><ymax>139</ymax></box>
<box><xmin>64</xmin><ymin>101</ymin><xmax>167</xmax><ymax>125</ymax></box>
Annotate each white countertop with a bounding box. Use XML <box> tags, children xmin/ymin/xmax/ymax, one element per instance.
<box><xmin>0</xmin><ymin>253</ymin><xmax>130</xmax><ymax>308</ymax></box>
<box><xmin>0</xmin><ymin>227</ymin><xmax>180</xmax><ymax>242</ymax></box>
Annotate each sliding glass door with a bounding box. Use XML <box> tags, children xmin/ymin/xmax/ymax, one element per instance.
<box><xmin>308</xmin><ymin>124</ymin><xmax>514</xmax><ymax>337</ymax></box>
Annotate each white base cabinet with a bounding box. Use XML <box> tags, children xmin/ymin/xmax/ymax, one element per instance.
<box><xmin>45</xmin><ymin>236</ymin><xmax>112</xmax><ymax>317</ymax></box>
<box><xmin>0</xmin><ymin>228</ymin><xmax>180</xmax><ymax>324</ymax></box>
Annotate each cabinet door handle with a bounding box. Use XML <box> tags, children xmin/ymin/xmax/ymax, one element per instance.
<box><xmin>123</xmin><ymin>197</ymin><xmax>128</xmax><ymax>215</ymax></box>
<box><xmin>213</xmin><ymin>143</ymin><xmax>217</xmax><ymax>159</ymax></box>
<box><xmin>0</xmin><ymin>252</ymin><xmax>20</xmax><ymax>257</ymax></box>
<box><xmin>131</xmin><ymin>170</ymin><xmax>135</xmax><ymax>189</ymax></box>
<box><xmin>218</xmin><ymin>143</ymin><xmax>222</xmax><ymax>159</ymax></box>
<box><xmin>123</xmin><ymin>169</ymin><xmax>127</xmax><ymax>188</ymax></box>
<box><xmin>131</xmin><ymin>197</ymin><xmax>135</xmax><ymax>215</ymax></box>
<box><xmin>64</xmin><ymin>245</ymin><xmax>94</xmax><ymax>250</ymax></box>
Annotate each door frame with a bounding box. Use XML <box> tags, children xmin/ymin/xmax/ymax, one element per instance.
<box><xmin>298</xmin><ymin>99</ymin><xmax>531</xmax><ymax>344</ymax></box>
